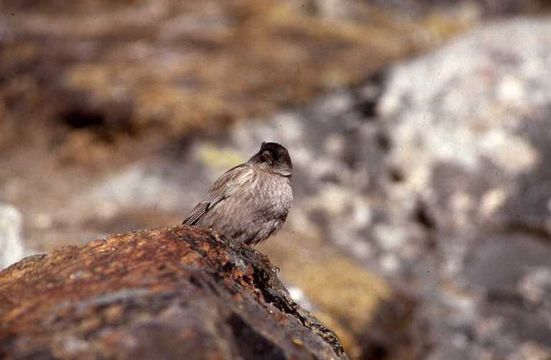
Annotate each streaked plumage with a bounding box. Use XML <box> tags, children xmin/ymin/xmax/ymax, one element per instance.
<box><xmin>183</xmin><ymin>142</ymin><xmax>293</xmax><ymax>246</ymax></box>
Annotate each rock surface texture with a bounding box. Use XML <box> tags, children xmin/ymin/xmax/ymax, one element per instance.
<box><xmin>0</xmin><ymin>226</ymin><xmax>347</xmax><ymax>359</ymax></box>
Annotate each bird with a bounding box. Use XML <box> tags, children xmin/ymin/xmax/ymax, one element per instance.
<box><xmin>183</xmin><ymin>142</ymin><xmax>293</xmax><ymax>246</ymax></box>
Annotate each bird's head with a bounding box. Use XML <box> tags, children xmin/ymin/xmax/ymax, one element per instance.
<box><xmin>248</xmin><ymin>142</ymin><xmax>292</xmax><ymax>177</ymax></box>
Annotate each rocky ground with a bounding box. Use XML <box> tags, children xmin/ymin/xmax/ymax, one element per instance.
<box><xmin>0</xmin><ymin>226</ymin><xmax>347</xmax><ymax>359</ymax></box>
<box><xmin>2</xmin><ymin>1</ymin><xmax>551</xmax><ymax>359</ymax></box>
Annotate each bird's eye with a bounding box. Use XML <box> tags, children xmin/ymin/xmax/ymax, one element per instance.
<box><xmin>261</xmin><ymin>151</ymin><xmax>272</xmax><ymax>164</ymax></box>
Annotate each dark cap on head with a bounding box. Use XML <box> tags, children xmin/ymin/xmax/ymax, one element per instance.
<box><xmin>248</xmin><ymin>142</ymin><xmax>292</xmax><ymax>177</ymax></box>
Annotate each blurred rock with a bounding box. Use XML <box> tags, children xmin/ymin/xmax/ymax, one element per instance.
<box><xmin>0</xmin><ymin>203</ymin><xmax>24</xmax><ymax>269</ymax></box>
<box><xmin>377</xmin><ymin>21</ymin><xmax>551</xmax><ymax>356</ymax></box>
<box><xmin>0</xmin><ymin>226</ymin><xmax>348</xmax><ymax>359</ymax></box>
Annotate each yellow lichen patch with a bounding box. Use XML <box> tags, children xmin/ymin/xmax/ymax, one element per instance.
<box><xmin>419</xmin><ymin>4</ymin><xmax>480</xmax><ymax>45</ymax></box>
<box><xmin>196</xmin><ymin>144</ymin><xmax>246</xmax><ymax>172</ymax></box>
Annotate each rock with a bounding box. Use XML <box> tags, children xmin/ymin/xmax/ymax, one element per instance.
<box><xmin>0</xmin><ymin>226</ymin><xmax>348</xmax><ymax>359</ymax></box>
<box><xmin>0</xmin><ymin>204</ymin><xmax>24</xmax><ymax>269</ymax></box>
<box><xmin>373</xmin><ymin>18</ymin><xmax>551</xmax><ymax>358</ymax></box>
<box><xmin>370</xmin><ymin>20</ymin><xmax>551</xmax><ymax>327</ymax></box>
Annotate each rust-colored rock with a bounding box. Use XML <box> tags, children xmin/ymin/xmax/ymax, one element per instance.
<box><xmin>0</xmin><ymin>226</ymin><xmax>347</xmax><ymax>359</ymax></box>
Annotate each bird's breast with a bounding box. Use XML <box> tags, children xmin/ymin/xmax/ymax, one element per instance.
<box><xmin>254</xmin><ymin>173</ymin><xmax>293</xmax><ymax>214</ymax></box>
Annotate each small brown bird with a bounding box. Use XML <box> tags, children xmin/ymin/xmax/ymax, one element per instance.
<box><xmin>183</xmin><ymin>142</ymin><xmax>293</xmax><ymax>246</ymax></box>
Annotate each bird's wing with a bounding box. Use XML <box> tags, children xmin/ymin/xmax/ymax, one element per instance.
<box><xmin>183</xmin><ymin>164</ymin><xmax>253</xmax><ymax>225</ymax></box>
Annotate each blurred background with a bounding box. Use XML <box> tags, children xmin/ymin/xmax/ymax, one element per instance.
<box><xmin>1</xmin><ymin>0</ymin><xmax>551</xmax><ymax>359</ymax></box>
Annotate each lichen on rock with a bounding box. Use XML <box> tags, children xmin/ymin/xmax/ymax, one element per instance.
<box><xmin>0</xmin><ymin>226</ymin><xmax>348</xmax><ymax>359</ymax></box>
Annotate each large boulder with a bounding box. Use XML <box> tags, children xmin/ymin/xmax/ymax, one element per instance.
<box><xmin>0</xmin><ymin>226</ymin><xmax>347</xmax><ymax>359</ymax></box>
<box><xmin>376</xmin><ymin>18</ymin><xmax>551</xmax><ymax>359</ymax></box>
